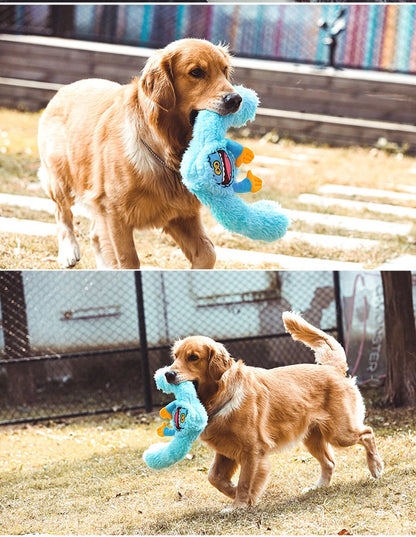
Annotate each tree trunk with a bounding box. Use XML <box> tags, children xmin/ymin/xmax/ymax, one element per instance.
<box><xmin>381</xmin><ymin>271</ymin><xmax>416</xmax><ymax>407</ymax></box>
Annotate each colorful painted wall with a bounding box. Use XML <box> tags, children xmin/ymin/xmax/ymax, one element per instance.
<box><xmin>2</xmin><ymin>4</ymin><xmax>416</xmax><ymax>74</ymax></box>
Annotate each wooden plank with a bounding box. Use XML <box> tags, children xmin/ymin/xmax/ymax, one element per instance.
<box><xmin>0</xmin><ymin>79</ymin><xmax>58</xmax><ymax>110</ymax></box>
<box><xmin>254</xmin><ymin>108</ymin><xmax>416</xmax><ymax>152</ymax></box>
<box><xmin>90</xmin><ymin>63</ymin><xmax>139</xmax><ymax>83</ymax></box>
<box><xmin>235</xmin><ymin>64</ymin><xmax>416</xmax><ymax>97</ymax></box>
<box><xmin>256</xmin><ymin>85</ymin><xmax>416</xmax><ymax>124</ymax></box>
<box><xmin>0</xmin><ymin>49</ymin><xmax>96</xmax><ymax>83</ymax></box>
<box><xmin>0</xmin><ymin>46</ymin><xmax>143</xmax><ymax>85</ymax></box>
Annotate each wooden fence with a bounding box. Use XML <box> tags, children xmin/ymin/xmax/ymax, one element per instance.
<box><xmin>1</xmin><ymin>34</ymin><xmax>415</xmax><ymax>152</ymax></box>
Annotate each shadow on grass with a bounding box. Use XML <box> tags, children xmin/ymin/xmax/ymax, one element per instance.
<box><xmin>142</xmin><ymin>469</ymin><xmax>402</xmax><ymax>535</ymax></box>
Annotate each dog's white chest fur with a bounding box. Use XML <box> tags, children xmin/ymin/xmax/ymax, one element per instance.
<box><xmin>215</xmin><ymin>382</ymin><xmax>246</xmax><ymax>419</ymax></box>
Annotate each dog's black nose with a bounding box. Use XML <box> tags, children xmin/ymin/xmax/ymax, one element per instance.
<box><xmin>223</xmin><ymin>92</ymin><xmax>242</xmax><ymax>113</ymax></box>
<box><xmin>165</xmin><ymin>370</ymin><xmax>177</xmax><ymax>384</ymax></box>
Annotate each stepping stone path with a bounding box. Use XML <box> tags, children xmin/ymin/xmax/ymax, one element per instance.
<box><xmin>299</xmin><ymin>193</ymin><xmax>416</xmax><ymax>219</ymax></box>
<box><xmin>0</xmin><ymin>180</ymin><xmax>415</xmax><ymax>269</ymax></box>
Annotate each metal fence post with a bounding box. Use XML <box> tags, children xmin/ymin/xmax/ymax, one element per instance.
<box><xmin>0</xmin><ymin>271</ymin><xmax>37</xmax><ymax>405</ymax></box>
<box><xmin>134</xmin><ymin>271</ymin><xmax>153</xmax><ymax>413</ymax></box>
<box><xmin>0</xmin><ymin>271</ymin><xmax>30</xmax><ymax>359</ymax></box>
<box><xmin>333</xmin><ymin>271</ymin><xmax>345</xmax><ymax>349</ymax></box>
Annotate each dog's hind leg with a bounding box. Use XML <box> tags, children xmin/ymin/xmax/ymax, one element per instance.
<box><xmin>325</xmin><ymin>418</ymin><xmax>383</xmax><ymax>480</ymax></box>
<box><xmin>208</xmin><ymin>453</ymin><xmax>238</xmax><ymax>500</ymax></box>
<box><xmin>359</xmin><ymin>427</ymin><xmax>384</xmax><ymax>479</ymax></box>
<box><xmin>303</xmin><ymin>425</ymin><xmax>335</xmax><ymax>491</ymax></box>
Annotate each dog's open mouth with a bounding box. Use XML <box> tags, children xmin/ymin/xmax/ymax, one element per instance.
<box><xmin>190</xmin><ymin>110</ymin><xmax>199</xmax><ymax>127</ymax></box>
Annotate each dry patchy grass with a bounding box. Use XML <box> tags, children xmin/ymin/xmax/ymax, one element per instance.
<box><xmin>1</xmin><ymin>108</ymin><xmax>416</xmax><ymax>269</ymax></box>
<box><xmin>0</xmin><ymin>402</ymin><xmax>415</xmax><ymax>535</ymax></box>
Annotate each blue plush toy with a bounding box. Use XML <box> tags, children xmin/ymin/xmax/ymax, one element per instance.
<box><xmin>180</xmin><ymin>85</ymin><xmax>290</xmax><ymax>242</ymax></box>
<box><xmin>143</xmin><ymin>366</ymin><xmax>208</xmax><ymax>470</ymax></box>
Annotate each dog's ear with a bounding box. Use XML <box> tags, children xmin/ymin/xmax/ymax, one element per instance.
<box><xmin>208</xmin><ymin>342</ymin><xmax>232</xmax><ymax>381</ymax></box>
<box><xmin>140</xmin><ymin>52</ymin><xmax>176</xmax><ymax>112</ymax></box>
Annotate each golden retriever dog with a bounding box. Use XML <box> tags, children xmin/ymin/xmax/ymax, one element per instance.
<box><xmin>38</xmin><ymin>39</ymin><xmax>242</xmax><ymax>269</ymax></box>
<box><xmin>166</xmin><ymin>311</ymin><xmax>383</xmax><ymax>509</ymax></box>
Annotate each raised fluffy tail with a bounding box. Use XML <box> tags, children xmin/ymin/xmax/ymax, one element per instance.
<box><xmin>282</xmin><ymin>311</ymin><xmax>348</xmax><ymax>376</ymax></box>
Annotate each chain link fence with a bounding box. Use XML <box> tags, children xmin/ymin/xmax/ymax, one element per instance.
<box><xmin>0</xmin><ymin>4</ymin><xmax>415</xmax><ymax>73</ymax></box>
<box><xmin>0</xmin><ymin>270</ymin><xmax>340</xmax><ymax>425</ymax></box>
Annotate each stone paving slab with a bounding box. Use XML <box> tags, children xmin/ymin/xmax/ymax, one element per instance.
<box><xmin>281</xmin><ymin>231</ymin><xmax>379</xmax><ymax>250</ymax></box>
<box><xmin>215</xmin><ymin>247</ymin><xmax>364</xmax><ymax>270</ymax></box>
<box><xmin>0</xmin><ymin>216</ymin><xmax>56</xmax><ymax>236</ymax></box>
<box><xmin>398</xmin><ymin>184</ymin><xmax>416</xmax><ymax>194</ymax></box>
<box><xmin>318</xmin><ymin>184</ymin><xmax>416</xmax><ymax>203</ymax></box>
<box><xmin>299</xmin><ymin>193</ymin><xmax>416</xmax><ymax>219</ymax></box>
<box><xmin>378</xmin><ymin>255</ymin><xmax>416</xmax><ymax>270</ymax></box>
<box><xmin>254</xmin><ymin>155</ymin><xmax>303</xmax><ymax>167</ymax></box>
<box><xmin>284</xmin><ymin>209</ymin><xmax>411</xmax><ymax>236</ymax></box>
<box><xmin>0</xmin><ymin>193</ymin><xmax>89</xmax><ymax>217</ymax></box>
<box><xmin>0</xmin><ymin>193</ymin><xmax>55</xmax><ymax>213</ymax></box>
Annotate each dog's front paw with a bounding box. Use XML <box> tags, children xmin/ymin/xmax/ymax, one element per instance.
<box><xmin>220</xmin><ymin>506</ymin><xmax>235</xmax><ymax>515</ymax></box>
<box><xmin>58</xmin><ymin>238</ymin><xmax>81</xmax><ymax>268</ymax></box>
<box><xmin>220</xmin><ymin>503</ymin><xmax>247</xmax><ymax>514</ymax></box>
<box><xmin>302</xmin><ymin>480</ymin><xmax>329</xmax><ymax>494</ymax></box>
<box><xmin>302</xmin><ymin>485</ymin><xmax>316</xmax><ymax>494</ymax></box>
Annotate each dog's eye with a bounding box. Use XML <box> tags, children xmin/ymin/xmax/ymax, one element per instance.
<box><xmin>189</xmin><ymin>68</ymin><xmax>205</xmax><ymax>79</ymax></box>
<box><xmin>188</xmin><ymin>354</ymin><xmax>199</xmax><ymax>362</ymax></box>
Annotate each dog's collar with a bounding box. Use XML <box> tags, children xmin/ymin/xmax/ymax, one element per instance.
<box><xmin>140</xmin><ymin>138</ymin><xmax>179</xmax><ymax>175</ymax></box>
<box><xmin>208</xmin><ymin>395</ymin><xmax>234</xmax><ymax>420</ymax></box>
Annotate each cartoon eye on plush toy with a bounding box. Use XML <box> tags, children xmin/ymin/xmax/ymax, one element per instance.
<box><xmin>143</xmin><ymin>366</ymin><xmax>208</xmax><ymax>470</ymax></box>
<box><xmin>180</xmin><ymin>85</ymin><xmax>290</xmax><ymax>242</ymax></box>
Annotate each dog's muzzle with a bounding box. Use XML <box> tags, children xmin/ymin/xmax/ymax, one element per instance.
<box><xmin>165</xmin><ymin>370</ymin><xmax>177</xmax><ymax>384</ymax></box>
<box><xmin>223</xmin><ymin>92</ymin><xmax>242</xmax><ymax>114</ymax></box>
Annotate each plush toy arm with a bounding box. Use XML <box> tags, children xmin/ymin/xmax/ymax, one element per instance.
<box><xmin>232</xmin><ymin>177</ymin><xmax>253</xmax><ymax>194</ymax></box>
<box><xmin>157</xmin><ymin>424</ymin><xmax>175</xmax><ymax>438</ymax></box>
<box><xmin>160</xmin><ymin>401</ymin><xmax>176</xmax><ymax>420</ymax></box>
<box><xmin>225</xmin><ymin>139</ymin><xmax>255</xmax><ymax>167</ymax></box>
<box><xmin>232</xmin><ymin>170</ymin><xmax>263</xmax><ymax>194</ymax></box>
<box><xmin>247</xmin><ymin>170</ymin><xmax>262</xmax><ymax>193</ymax></box>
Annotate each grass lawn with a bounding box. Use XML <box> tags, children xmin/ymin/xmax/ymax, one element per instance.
<box><xmin>0</xmin><ymin>398</ymin><xmax>415</xmax><ymax>535</ymax></box>
<box><xmin>1</xmin><ymin>108</ymin><xmax>416</xmax><ymax>269</ymax></box>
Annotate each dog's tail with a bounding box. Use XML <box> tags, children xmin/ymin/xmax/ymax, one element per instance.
<box><xmin>282</xmin><ymin>311</ymin><xmax>348</xmax><ymax>376</ymax></box>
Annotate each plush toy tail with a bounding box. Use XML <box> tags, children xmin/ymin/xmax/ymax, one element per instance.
<box><xmin>143</xmin><ymin>436</ymin><xmax>193</xmax><ymax>470</ymax></box>
<box><xmin>205</xmin><ymin>193</ymin><xmax>290</xmax><ymax>242</ymax></box>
